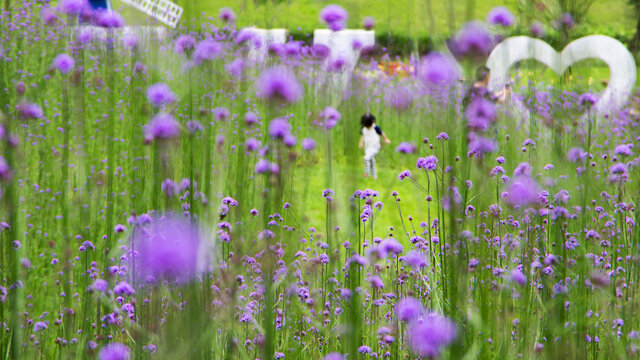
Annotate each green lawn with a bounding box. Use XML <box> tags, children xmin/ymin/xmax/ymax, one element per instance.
<box><xmin>135</xmin><ymin>0</ymin><xmax>638</xmax><ymax>37</ymax></box>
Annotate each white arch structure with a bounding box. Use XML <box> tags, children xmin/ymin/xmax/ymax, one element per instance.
<box><xmin>241</xmin><ymin>28</ymin><xmax>288</xmax><ymax>62</ymax></box>
<box><xmin>487</xmin><ymin>35</ymin><xmax>637</xmax><ymax>116</ymax></box>
<box><xmin>313</xmin><ymin>29</ymin><xmax>376</xmax><ymax>89</ymax></box>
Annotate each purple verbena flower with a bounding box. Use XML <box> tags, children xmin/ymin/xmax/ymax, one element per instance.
<box><xmin>18</xmin><ymin>103</ymin><xmax>43</xmax><ymax>120</ymax></box>
<box><xmin>174</xmin><ymin>35</ymin><xmax>196</xmax><ymax>54</ymax></box>
<box><xmin>146</xmin><ymin>113</ymin><xmax>180</xmax><ymax>140</ymax></box>
<box><xmin>407</xmin><ymin>313</ymin><xmax>457</xmax><ymax>357</ymax></box>
<box><xmin>450</xmin><ymin>21</ymin><xmax>494</xmax><ymax>59</ymax></box>
<box><xmin>320</xmin><ymin>5</ymin><xmax>348</xmax><ymax>31</ymax></box>
<box><xmin>134</xmin><ymin>216</ymin><xmax>209</xmax><ymax>282</ymax></box>
<box><xmin>256</xmin><ymin>66</ymin><xmax>303</xmax><ymax>104</ymax></box>
<box><xmin>53</xmin><ymin>54</ymin><xmax>75</xmax><ymax>74</ymax></box>
<box><xmin>486</xmin><ymin>6</ymin><xmax>515</xmax><ymax>27</ymax></box>
<box><xmin>395</xmin><ymin>142</ymin><xmax>416</xmax><ymax>154</ymax></box>
<box><xmin>363</xmin><ymin>16</ymin><xmax>375</xmax><ymax>30</ymax></box>
<box><xmin>301</xmin><ymin>138</ymin><xmax>316</xmax><ymax>150</ymax></box>
<box><xmin>95</xmin><ymin>10</ymin><xmax>125</xmax><ymax>28</ymax></box>
<box><xmin>219</xmin><ymin>7</ymin><xmax>236</xmax><ymax>23</ymax></box>
<box><xmin>418</xmin><ymin>53</ymin><xmax>460</xmax><ymax>87</ymax></box>
<box><xmin>147</xmin><ymin>83</ymin><xmax>176</xmax><ymax>107</ymax></box>
<box><xmin>395</xmin><ymin>297</ymin><xmax>423</xmax><ymax>322</ymax></box>
<box><xmin>98</xmin><ymin>343</ymin><xmax>130</xmax><ymax>360</ymax></box>
<box><xmin>58</xmin><ymin>0</ymin><xmax>88</xmax><ymax>15</ymax></box>
<box><xmin>194</xmin><ymin>39</ymin><xmax>222</xmax><ymax>64</ymax></box>
<box><xmin>269</xmin><ymin>118</ymin><xmax>291</xmax><ymax>139</ymax></box>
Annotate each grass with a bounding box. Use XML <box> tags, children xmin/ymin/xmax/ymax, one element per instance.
<box><xmin>141</xmin><ymin>0</ymin><xmax>639</xmax><ymax>37</ymax></box>
<box><xmin>3</xmin><ymin>3</ymin><xmax>640</xmax><ymax>360</ymax></box>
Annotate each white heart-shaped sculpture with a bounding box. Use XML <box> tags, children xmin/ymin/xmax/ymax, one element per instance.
<box><xmin>313</xmin><ymin>29</ymin><xmax>375</xmax><ymax>89</ymax></box>
<box><xmin>487</xmin><ymin>35</ymin><xmax>636</xmax><ymax>116</ymax></box>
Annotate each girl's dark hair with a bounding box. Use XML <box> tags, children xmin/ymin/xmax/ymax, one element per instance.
<box><xmin>361</xmin><ymin>113</ymin><xmax>375</xmax><ymax>128</ymax></box>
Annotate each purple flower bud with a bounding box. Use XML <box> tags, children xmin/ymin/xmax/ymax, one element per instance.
<box><xmin>53</xmin><ymin>54</ymin><xmax>75</xmax><ymax>74</ymax></box>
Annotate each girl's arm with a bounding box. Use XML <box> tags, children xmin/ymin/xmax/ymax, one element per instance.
<box><xmin>359</xmin><ymin>135</ymin><xmax>364</xmax><ymax>149</ymax></box>
<box><xmin>381</xmin><ymin>132</ymin><xmax>391</xmax><ymax>144</ymax></box>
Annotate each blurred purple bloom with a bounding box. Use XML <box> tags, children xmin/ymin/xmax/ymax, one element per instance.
<box><xmin>161</xmin><ymin>179</ymin><xmax>178</xmax><ymax>197</ymax></box>
<box><xmin>450</xmin><ymin>21</ymin><xmax>494</xmax><ymax>59</ymax></box>
<box><xmin>513</xmin><ymin>162</ymin><xmax>532</xmax><ymax>177</ymax></box>
<box><xmin>567</xmin><ymin>147</ymin><xmax>587</xmax><ymax>162</ymax></box>
<box><xmin>486</xmin><ymin>6</ymin><xmax>515</xmax><ymax>27</ymax></box>
<box><xmin>18</xmin><ymin>103</ymin><xmax>43</xmax><ymax>120</ymax></box>
<box><xmin>134</xmin><ymin>216</ymin><xmax>209</xmax><ymax>282</ymax></box>
<box><xmin>174</xmin><ymin>35</ymin><xmax>196</xmax><ymax>54</ymax></box>
<box><xmin>186</xmin><ymin>120</ymin><xmax>203</xmax><ymax>133</ymax></box>
<box><xmin>321</xmin><ymin>107</ymin><xmax>341</xmax><ymax>129</ymax></box>
<box><xmin>91</xmin><ymin>279</ymin><xmax>108</xmax><ymax>292</ymax></box>
<box><xmin>225</xmin><ymin>58</ymin><xmax>245</xmax><ymax>77</ymax></box>
<box><xmin>113</xmin><ymin>281</ymin><xmax>135</xmax><ymax>296</ymax></box>
<box><xmin>269</xmin><ymin>118</ymin><xmax>291</xmax><ymax>138</ymax></box>
<box><xmin>467</xmin><ymin>133</ymin><xmax>497</xmax><ymax>158</ymax></box>
<box><xmin>395</xmin><ymin>297</ymin><xmax>423</xmax><ymax>322</ymax></box>
<box><xmin>609</xmin><ymin>163</ymin><xmax>627</xmax><ymax>175</ymax></box>
<box><xmin>418</xmin><ymin>53</ymin><xmax>460</xmax><ymax>87</ymax></box>
<box><xmin>363</xmin><ymin>16</ymin><xmax>375</xmax><ymax>30</ymax></box>
<box><xmin>382</xmin><ymin>238</ymin><xmax>403</xmax><ymax>256</ymax></box>
<box><xmin>256</xmin><ymin>66</ymin><xmax>303</xmax><ymax>104</ymax></box>
<box><xmin>301</xmin><ymin>138</ymin><xmax>316</xmax><ymax>150</ymax></box>
<box><xmin>98</xmin><ymin>343</ymin><xmax>130</xmax><ymax>360</ymax></box>
<box><xmin>407</xmin><ymin>313</ymin><xmax>457</xmax><ymax>357</ymax></box>
<box><xmin>505</xmin><ymin>175</ymin><xmax>540</xmax><ymax>207</ymax></box>
<box><xmin>386</xmin><ymin>84</ymin><xmax>413</xmax><ymax>111</ymax></box>
<box><xmin>53</xmin><ymin>54</ymin><xmax>75</xmax><ymax>74</ymax></box>
<box><xmin>324</xmin><ymin>353</ymin><xmax>345</xmax><ymax>360</ymax></box>
<box><xmin>244</xmin><ymin>112</ymin><xmax>258</xmax><ymax>125</ymax></box>
<box><xmin>311</xmin><ymin>44</ymin><xmax>331</xmax><ymax>60</ymax></box>
<box><xmin>561</xmin><ymin>13</ymin><xmax>575</xmax><ymax>29</ymax></box>
<box><xmin>59</xmin><ymin>0</ymin><xmax>88</xmax><ymax>15</ymax></box>
<box><xmin>122</xmin><ymin>33</ymin><xmax>139</xmax><ymax>50</ymax></box>
<box><xmin>578</xmin><ymin>93</ymin><xmax>597</xmax><ymax>106</ymax></box>
<box><xmin>404</xmin><ymin>250</ymin><xmax>428</xmax><ymax>268</ymax></box>
<box><xmin>320</xmin><ymin>5</ymin><xmax>348</xmax><ymax>31</ymax></box>
<box><xmin>235</xmin><ymin>28</ymin><xmax>256</xmax><ymax>44</ymax></box>
<box><xmin>147</xmin><ymin>113</ymin><xmax>180</xmax><ymax>140</ymax></box>
<box><xmin>0</xmin><ymin>158</ymin><xmax>10</xmax><ymax>181</ymax></box>
<box><xmin>530</xmin><ymin>22</ymin><xmax>545</xmax><ymax>37</ymax></box>
<box><xmin>219</xmin><ymin>7</ymin><xmax>236</xmax><ymax>23</ymax></box>
<box><xmin>95</xmin><ymin>10</ymin><xmax>125</xmax><ymax>28</ymax></box>
<box><xmin>510</xmin><ymin>269</ymin><xmax>526</xmax><ymax>286</ymax></box>
<box><xmin>213</xmin><ymin>107</ymin><xmax>230</xmax><ymax>121</ymax></box>
<box><xmin>41</xmin><ymin>7</ymin><xmax>58</xmax><ymax>26</ymax></box>
<box><xmin>395</xmin><ymin>142</ymin><xmax>416</xmax><ymax>154</ymax></box>
<box><xmin>147</xmin><ymin>83</ymin><xmax>176</xmax><ymax>107</ymax></box>
<box><xmin>466</xmin><ymin>98</ymin><xmax>497</xmax><ymax>131</ymax></box>
<box><xmin>245</xmin><ymin>138</ymin><xmax>261</xmax><ymax>152</ymax></box>
<box><xmin>194</xmin><ymin>39</ymin><xmax>222</xmax><ymax>64</ymax></box>
<box><xmin>613</xmin><ymin>144</ymin><xmax>633</xmax><ymax>156</ymax></box>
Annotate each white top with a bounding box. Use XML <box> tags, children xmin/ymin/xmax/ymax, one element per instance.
<box><xmin>362</xmin><ymin>126</ymin><xmax>381</xmax><ymax>159</ymax></box>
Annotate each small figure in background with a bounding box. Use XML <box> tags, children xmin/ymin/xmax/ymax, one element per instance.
<box><xmin>463</xmin><ymin>65</ymin><xmax>511</xmax><ymax>108</ymax></box>
<box><xmin>359</xmin><ymin>113</ymin><xmax>391</xmax><ymax>180</ymax></box>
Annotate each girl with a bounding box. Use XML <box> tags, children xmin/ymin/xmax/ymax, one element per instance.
<box><xmin>359</xmin><ymin>113</ymin><xmax>390</xmax><ymax>179</ymax></box>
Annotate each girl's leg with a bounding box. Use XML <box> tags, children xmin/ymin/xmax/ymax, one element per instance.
<box><xmin>364</xmin><ymin>157</ymin><xmax>370</xmax><ymax>177</ymax></box>
<box><xmin>371</xmin><ymin>156</ymin><xmax>377</xmax><ymax>179</ymax></box>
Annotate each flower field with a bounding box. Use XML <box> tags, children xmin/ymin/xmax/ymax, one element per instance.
<box><xmin>1</xmin><ymin>1</ymin><xmax>640</xmax><ymax>360</ymax></box>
